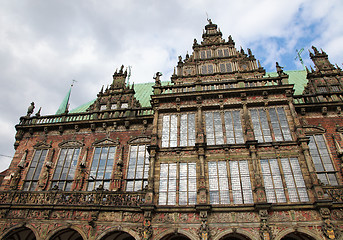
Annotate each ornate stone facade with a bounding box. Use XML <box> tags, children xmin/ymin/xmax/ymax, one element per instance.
<box><xmin>0</xmin><ymin>21</ymin><xmax>342</xmax><ymax>240</ymax></box>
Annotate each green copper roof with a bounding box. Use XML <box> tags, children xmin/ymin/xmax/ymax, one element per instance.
<box><xmin>68</xmin><ymin>70</ymin><xmax>308</xmax><ymax>113</ymax></box>
<box><xmin>267</xmin><ymin>70</ymin><xmax>307</xmax><ymax>95</ymax></box>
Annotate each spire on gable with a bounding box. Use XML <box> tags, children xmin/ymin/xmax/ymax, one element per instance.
<box><xmin>56</xmin><ymin>81</ymin><xmax>76</xmax><ymax>115</ymax></box>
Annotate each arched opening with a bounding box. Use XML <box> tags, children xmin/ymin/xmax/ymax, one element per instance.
<box><xmin>50</xmin><ymin>229</ymin><xmax>83</xmax><ymax>240</ymax></box>
<box><xmin>219</xmin><ymin>233</ymin><xmax>251</xmax><ymax>240</ymax></box>
<box><xmin>281</xmin><ymin>232</ymin><xmax>316</xmax><ymax>240</ymax></box>
<box><xmin>160</xmin><ymin>233</ymin><xmax>191</xmax><ymax>240</ymax></box>
<box><xmin>100</xmin><ymin>231</ymin><xmax>135</xmax><ymax>240</ymax></box>
<box><xmin>3</xmin><ymin>227</ymin><xmax>36</xmax><ymax>240</ymax></box>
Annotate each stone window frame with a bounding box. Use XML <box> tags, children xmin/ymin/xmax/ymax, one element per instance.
<box><xmin>260</xmin><ymin>157</ymin><xmax>309</xmax><ymax>203</ymax></box>
<box><xmin>158</xmin><ymin>162</ymin><xmax>197</xmax><ymax>206</ymax></box>
<box><xmin>125</xmin><ymin>137</ymin><xmax>151</xmax><ymax>192</ymax></box>
<box><xmin>204</xmin><ymin>109</ymin><xmax>244</xmax><ymax>145</ymax></box>
<box><xmin>87</xmin><ymin>138</ymin><xmax>119</xmax><ymax>191</ymax></box>
<box><xmin>249</xmin><ymin>106</ymin><xmax>293</xmax><ymax>143</ymax></box>
<box><xmin>22</xmin><ymin>142</ymin><xmax>51</xmax><ymax>191</ymax></box>
<box><xmin>50</xmin><ymin>140</ymin><xmax>83</xmax><ymax>191</ymax></box>
<box><xmin>208</xmin><ymin>160</ymin><xmax>253</xmax><ymax>205</ymax></box>
<box><xmin>160</xmin><ymin>113</ymin><xmax>196</xmax><ymax>148</ymax></box>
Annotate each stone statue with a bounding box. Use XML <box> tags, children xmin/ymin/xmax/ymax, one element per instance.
<box><xmin>10</xmin><ymin>168</ymin><xmax>21</xmax><ymax>190</ymax></box>
<box><xmin>38</xmin><ymin>167</ymin><xmax>49</xmax><ymax>190</ymax></box>
<box><xmin>153</xmin><ymin>72</ymin><xmax>162</xmax><ymax>87</ymax></box>
<box><xmin>27</xmin><ymin>102</ymin><xmax>35</xmax><ymax>117</ymax></box>
<box><xmin>276</xmin><ymin>62</ymin><xmax>285</xmax><ymax>77</ymax></box>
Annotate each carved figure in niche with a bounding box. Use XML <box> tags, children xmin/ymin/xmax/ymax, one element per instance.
<box><xmin>10</xmin><ymin>168</ymin><xmax>21</xmax><ymax>190</ymax></box>
<box><xmin>38</xmin><ymin>167</ymin><xmax>49</xmax><ymax>190</ymax></box>
<box><xmin>74</xmin><ymin>167</ymin><xmax>86</xmax><ymax>191</ymax></box>
<box><xmin>26</xmin><ymin>102</ymin><xmax>35</xmax><ymax>117</ymax></box>
<box><xmin>276</xmin><ymin>62</ymin><xmax>285</xmax><ymax>77</ymax></box>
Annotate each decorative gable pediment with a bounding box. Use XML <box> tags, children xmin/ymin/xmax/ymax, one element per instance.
<box><xmin>303</xmin><ymin>125</ymin><xmax>326</xmax><ymax>135</ymax></box>
<box><xmin>92</xmin><ymin>138</ymin><xmax>119</xmax><ymax>147</ymax></box>
<box><xmin>33</xmin><ymin>141</ymin><xmax>51</xmax><ymax>149</ymax></box>
<box><xmin>128</xmin><ymin>136</ymin><xmax>151</xmax><ymax>145</ymax></box>
<box><xmin>58</xmin><ymin>140</ymin><xmax>83</xmax><ymax>148</ymax></box>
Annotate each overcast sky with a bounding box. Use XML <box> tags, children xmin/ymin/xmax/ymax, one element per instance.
<box><xmin>1</xmin><ymin>0</ymin><xmax>343</xmax><ymax>172</ymax></box>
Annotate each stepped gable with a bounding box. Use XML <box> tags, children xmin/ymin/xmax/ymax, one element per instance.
<box><xmin>88</xmin><ymin>65</ymin><xmax>141</xmax><ymax>112</ymax></box>
<box><xmin>172</xmin><ymin>19</ymin><xmax>266</xmax><ymax>85</ymax></box>
<box><xmin>302</xmin><ymin>46</ymin><xmax>343</xmax><ymax>101</ymax></box>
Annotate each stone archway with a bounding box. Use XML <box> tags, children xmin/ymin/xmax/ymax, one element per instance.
<box><xmin>2</xmin><ymin>227</ymin><xmax>36</xmax><ymax>240</ymax></box>
<box><xmin>100</xmin><ymin>231</ymin><xmax>135</xmax><ymax>240</ymax></box>
<box><xmin>281</xmin><ymin>232</ymin><xmax>317</xmax><ymax>240</ymax></box>
<box><xmin>219</xmin><ymin>233</ymin><xmax>251</xmax><ymax>240</ymax></box>
<box><xmin>50</xmin><ymin>228</ymin><xmax>83</xmax><ymax>240</ymax></box>
<box><xmin>160</xmin><ymin>233</ymin><xmax>191</xmax><ymax>240</ymax></box>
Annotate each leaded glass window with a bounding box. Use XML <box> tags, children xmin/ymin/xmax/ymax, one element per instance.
<box><xmin>260</xmin><ymin>159</ymin><xmax>286</xmax><ymax>203</ymax></box>
<box><xmin>208</xmin><ymin>160</ymin><xmax>253</xmax><ymax>205</ymax></box>
<box><xmin>200</xmin><ymin>50</ymin><xmax>212</xmax><ymax>59</ymax></box>
<box><xmin>261</xmin><ymin>158</ymin><xmax>308</xmax><ymax>203</ymax></box>
<box><xmin>180</xmin><ymin>114</ymin><xmax>196</xmax><ymax>146</ymax></box>
<box><xmin>205</xmin><ymin>110</ymin><xmax>244</xmax><ymax>145</ymax></box>
<box><xmin>208</xmin><ymin>161</ymin><xmax>229</xmax><ymax>204</ymax></box>
<box><xmin>201</xmin><ymin>64</ymin><xmax>214</xmax><ymax>74</ymax></box>
<box><xmin>230</xmin><ymin>160</ymin><xmax>254</xmax><ymax>204</ymax></box>
<box><xmin>159</xmin><ymin>163</ymin><xmax>196</xmax><ymax>205</ymax></box>
<box><xmin>161</xmin><ymin>113</ymin><xmax>195</xmax><ymax>148</ymax></box>
<box><xmin>219</xmin><ymin>63</ymin><xmax>232</xmax><ymax>73</ymax></box>
<box><xmin>51</xmin><ymin>148</ymin><xmax>80</xmax><ymax>191</ymax></box>
<box><xmin>308</xmin><ymin>135</ymin><xmax>338</xmax><ymax>185</ymax></box>
<box><xmin>87</xmin><ymin>146</ymin><xmax>116</xmax><ymax>191</ymax></box>
<box><xmin>126</xmin><ymin>145</ymin><xmax>150</xmax><ymax>191</ymax></box>
<box><xmin>217</xmin><ymin>48</ymin><xmax>229</xmax><ymax>57</ymax></box>
<box><xmin>23</xmin><ymin>149</ymin><xmax>48</xmax><ymax>191</ymax></box>
<box><xmin>280</xmin><ymin>158</ymin><xmax>309</xmax><ymax>202</ymax></box>
<box><xmin>250</xmin><ymin>107</ymin><xmax>292</xmax><ymax>143</ymax></box>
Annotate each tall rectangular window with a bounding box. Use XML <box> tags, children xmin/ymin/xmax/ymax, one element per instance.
<box><xmin>126</xmin><ymin>145</ymin><xmax>150</xmax><ymax>191</ymax></box>
<box><xmin>208</xmin><ymin>160</ymin><xmax>253</xmax><ymax>204</ymax></box>
<box><xmin>180</xmin><ymin>114</ymin><xmax>196</xmax><ymax>146</ymax></box>
<box><xmin>260</xmin><ymin>159</ymin><xmax>286</xmax><ymax>203</ymax></box>
<box><xmin>280</xmin><ymin>158</ymin><xmax>309</xmax><ymax>202</ymax></box>
<box><xmin>308</xmin><ymin>135</ymin><xmax>338</xmax><ymax>185</ymax></box>
<box><xmin>208</xmin><ymin>161</ymin><xmax>229</xmax><ymax>204</ymax></box>
<box><xmin>230</xmin><ymin>160</ymin><xmax>254</xmax><ymax>204</ymax></box>
<box><xmin>87</xmin><ymin>146</ymin><xmax>116</xmax><ymax>191</ymax></box>
<box><xmin>250</xmin><ymin>107</ymin><xmax>292</xmax><ymax>143</ymax></box>
<box><xmin>51</xmin><ymin>148</ymin><xmax>80</xmax><ymax>191</ymax></box>
<box><xmin>179</xmin><ymin>163</ymin><xmax>197</xmax><ymax>205</ymax></box>
<box><xmin>261</xmin><ymin>158</ymin><xmax>308</xmax><ymax>203</ymax></box>
<box><xmin>205</xmin><ymin>110</ymin><xmax>244</xmax><ymax>145</ymax></box>
<box><xmin>161</xmin><ymin>113</ymin><xmax>195</xmax><ymax>148</ymax></box>
<box><xmin>224</xmin><ymin>110</ymin><xmax>244</xmax><ymax>144</ymax></box>
<box><xmin>23</xmin><ymin>149</ymin><xmax>48</xmax><ymax>191</ymax></box>
<box><xmin>205</xmin><ymin>112</ymin><xmax>224</xmax><ymax>145</ymax></box>
<box><xmin>159</xmin><ymin>163</ymin><xmax>196</xmax><ymax>205</ymax></box>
